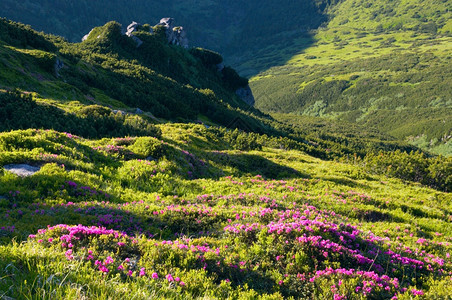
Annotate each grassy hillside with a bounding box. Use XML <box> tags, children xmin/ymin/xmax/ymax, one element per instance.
<box><xmin>251</xmin><ymin>0</ymin><xmax>452</xmax><ymax>156</ymax></box>
<box><xmin>0</xmin><ymin>18</ymin><xmax>264</xmax><ymax>129</ymax></box>
<box><xmin>0</xmin><ymin>19</ymin><xmax>431</xmax><ymax>159</ymax></box>
<box><xmin>1</xmin><ymin>18</ymin><xmax>452</xmax><ymax>299</ymax></box>
<box><xmin>1</xmin><ymin>126</ymin><xmax>451</xmax><ymax>299</ymax></box>
<box><xmin>0</xmin><ymin>18</ymin><xmax>450</xmax><ymax>189</ymax></box>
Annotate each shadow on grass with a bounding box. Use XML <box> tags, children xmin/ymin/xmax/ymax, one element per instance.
<box><xmin>322</xmin><ymin>176</ymin><xmax>370</xmax><ymax>189</ymax></box>
<box><xmin>205</xmin><ymin>151</ymin><xmax>309</xmax><ymax>179</ymax></box>
<box><xmin>0</xmin><ymin>91</ymin><xmax>159</xmax><ymax>139</ymax></box>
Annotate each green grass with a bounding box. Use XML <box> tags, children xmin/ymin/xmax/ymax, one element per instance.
<box><xmin>2</xmin><ymin>1</ymin><xmax>450</xmax><ymax>156</ymax></box>
<box><xmin>0</xmin><ymin>125</ymin><xmax>451</xmax><ymax>299</ymax></box>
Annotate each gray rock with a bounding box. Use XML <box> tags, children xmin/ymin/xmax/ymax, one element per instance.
<box><xmin>146</xmin><ymin>156</ymin><xmax>157</xmax><ymax>161</ymax></box>
<box><xmin>173</xmin><ymin>27</ymin><xmax>189</xmax><ymax>48</ymax></box>
<box><xmin>113</xmin><ymin>110</ymin><xmax>126</xmax><ymax>115</ymax></box>
<box><xmin>156</xmin><ymin>18</ymin><xmax>189</xmax><ymax>48</ymax></box>
<box><xmin>54</xmin><ymin>58</ymin><xmax>64</xmax><ymax>76</ymax></box>
<box><xmin>158</xmin><ymin>18</ymin><xmax>174</xmax><ymax>28</ymax></box>
<box><xmin>135</xmin><ymin>108</ymin><xmax>143</xmax><ymax>114</ymax></box>
<box><xmin>235</xmin><ymin>85</ymin><xmax>255</xmax><ymax>106</ymax></box>
<box><xmin>130</xmin><ymin>35</ymin><xmax>143</xmax><ymax>47</ymax></box>
<box><xmin>82</xmin><ymin>28</ymin><xmax>95</xmax><ymax>41</ymax></box>
<box><xmin>126</xmin><ymin>21</ymin><xmax>140</xmax><ymax>37</ymax></box>
<box><xmin>125</xmin><ymin>21</ymin><xmax>143</xmax><ymax>47</ymax></box>
<box><xmin>4</xmin><ymin>164</ymin><xmax>40</xmax><ymax>177</ymax></box>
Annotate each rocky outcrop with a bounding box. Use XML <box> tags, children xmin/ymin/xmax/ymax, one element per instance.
<box><xmin>157</xmin><ymin>18</ymin><xmax>189</xmax><ymax>48</ymax></box>
<box><xmin>126</xmin><ymin>21</ymin><xmax>140</xmax><ymax>36</ymax></box>
<box><xmin>130</xmin><ymin>35</ymin><xmax>143</xmax><ymax>47</ymax></box>
<box><xmin>216</xmin><ymin>62</ymin><xmax>225</xmax><ymax>72</ymax></box>
<box><xmin>235</xmin><ymin>85</ymin><xmax>255</xmax><ymax>106</ymax></box>
<box><xmin>125</xmin><ymin>21</ymin><xmax>144</xmax><ymax>47</ymax></box>
<box><xmin>82</xmin><ymin>18</ymin><xmax>188</xmax><ymax>48</ymax></box>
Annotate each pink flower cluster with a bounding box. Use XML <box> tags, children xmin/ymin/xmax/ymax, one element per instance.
<box><xmin>310</xmin><ymin>267</ymin><xmax>401</xmax><ymax>297</ymax></box>
<box><xmin>30</xmin><ymin>224</ymin><xmax>129</xmax><ymax>248</ymax></box>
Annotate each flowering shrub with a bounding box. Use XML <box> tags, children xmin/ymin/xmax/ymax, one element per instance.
<box><xmin>24</xmin><ymin>196</ymin><xmax>451</xmax><ymax>298</ymax></box>
<box><xmin>1</xmin><ymin>125</ymin><xmax>451</xmax><ymax>298</ymax></box>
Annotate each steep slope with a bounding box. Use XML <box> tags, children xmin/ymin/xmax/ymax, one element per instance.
<box><xmin>251</xmin><ymin>0</ymin><xmax>452</xmax><ymax>155</ymax></box>
<box><xmin>0</xmin><ymin>0</ymin><xmax>334</xmax><ymax>74</ymax></box>
<box><xmin>0</xmin><ymin>18</ymin><xmax>264</xmax><ymax>130</ymax></box>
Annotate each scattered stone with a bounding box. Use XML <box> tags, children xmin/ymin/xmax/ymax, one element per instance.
<box><xmin>135</xmin><ymin>108</ymin><xmax>143</xmax><ymax>114</ymax></box>
<box><xmin>235</xmin><ymin>86</ymin><xmax>255</xmax><ymax>106</ymax></box>
<box><xmin>146</xmin><ymin>156</ymin><xmax>157</xmax><ymax>161</ymax></box>
<box><xmin>3</xmin><ymin>164</ymin><xmax>40</xmax><ymax>177</ymax></box>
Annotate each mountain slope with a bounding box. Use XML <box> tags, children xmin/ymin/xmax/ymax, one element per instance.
<box><xmin>0</xmin><ymin>125</ymin><xmax>451</xmax><ymax>299</ymax></box>
<box><xmin>0</xmin><ymin>18</ymin><xmax>449</xmax><ymax>187</ymax></box>
<box><xmin>0</xmin><ymin>18</ymin><xmax>452</xmax><ymax>299</ymax></box>
<box><xmin>0</xmin><ymin>18</ymin><xmax>265</xmax><ymax>131</ymax></box>
<box><xmin>3</xmin><ymin>1</ymin><xmax>450</xmax><ymax>156</ymax></box>
<box><xmin>0</xmin><ymin>0</ymin><xmax>334</xmax><ymax>74</ymax></box>
<box><xmin>251</xmin><ymin>0</ymin><xmax>452</xmax><ymax>155</ymax></box>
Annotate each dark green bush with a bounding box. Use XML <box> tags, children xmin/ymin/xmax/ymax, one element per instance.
<box><xmin>0</xmin><ymin>91</ymin><xmax>161</xmax><ymax>139</ymax></box>
<box><xmin>78</xmin><ymin>105</ymin><xmax>112</xmax><ymax>118</ymax></box>
<box><xmin>362</xmin><ymin>150</ymin><xmax>451</xmax><ymax>192</ymax></box>
<box><xmin>189</xmin><ymin>48</ymin><xmax>223</xmax><ymax>66</ymax></box>
<box><xmin>221</xmin><ymin>67</ymin><xmax>249</xmax><ymax>90</ymax></box>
